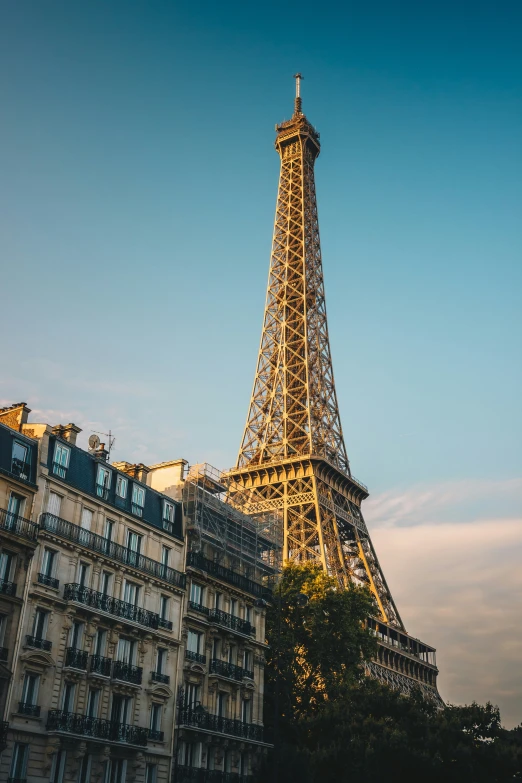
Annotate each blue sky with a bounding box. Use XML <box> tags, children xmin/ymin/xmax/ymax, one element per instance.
<box><xmin>1</xmin><ymin>1</ymin><xmax>521</xmax><ymax>723</ymax></box>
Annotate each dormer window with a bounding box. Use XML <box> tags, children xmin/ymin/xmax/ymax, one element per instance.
<box><xmin>12</xmin><ymin>441</ymin><xmax>30</xmax><ymax>480</ymax></box>
<box><xmin>115</xmin><ymin>475</ymin><xmax>128</xmax><ymax>508</ymax></box>
<box><xmin>96</xmin><ymin>465</ymin><xmax>111</xmax><ymax>500</ymax></box>
<box><xmin>131</xmin><ymin>485</ymin><xmax>145</xmax><ymax>517</ymax></box>
<box><xmin>52</xmin><ymin>442</ymin><xmax>70</xmax><ymax>479</ymax></box>
<box><xmin>163</xmin><ymin>501</ymin><xmax>175</xmax><ymax>533</ymax></box>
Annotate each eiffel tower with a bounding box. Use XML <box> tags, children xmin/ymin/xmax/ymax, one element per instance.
<box><xmin>225</xmin><ymin>76</ymin><xmax>440</xmax><ymax>698</ymax></box>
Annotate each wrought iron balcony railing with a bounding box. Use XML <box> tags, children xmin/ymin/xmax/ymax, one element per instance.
<box><xmin>0</xmin><ymin>580</ymin><xmax>16</xmax><ymax>597</ymax></box>
<box><xmin>148</xmin><ymin>728</ymin><xmax>164</xmax><ymax>742</ymax></box>
<box><xmin>11</xmin><ymin>457</ymin><xmax>31</xmax><ymax>481</ymax></box>
<box><xmin>178</xmin><ymin>707</ymin><xmax>263</xmax><ymax>742</ymax></box>
<box><xmin>41</xmin><ymin>513</ymin><xmax>185</xmax><ymax>589</ymax></box>
<box><xmin>18</xmin><ymin>702</ymin><xmax>40</xmax><ymax>717</ymax></box>
<box><xmin>26</xmin><ymin>635</ymin><xmax>52</xmax><ymax>651</ymax></box>
<box><xmin>185</xmin><ymin>650</ymin><xmax>206</xmax><ymax>664</ymax></box>
<box><xmin>37</xmin><ymin>572</ymin><xmax>59</xmax><ymax>589</ymax></box>
<box><xmin>188</xmin><ymin>601</ymin><xmax>209</xmax><ymax>616</ymax></box>
<box><xmin>208</xmin><ymin>608</ymin><xmax>253</xmax><ymax>636</ymax></box>
<box><xmin>159</xmin><ymin>617</ymin><xmax>173</xmax><ymax>631</ymax></box>
<box><xmin>151</xmin><ymin>671</ymin><xmax>170</xmax><ymax>684</ymax></box>
<box><xmin>175</xmin><ymin>766</ymin><xmax>252</xmax><ymax>783</ymax></box>
<box><xmin>113</xmin><ymin>660</ymin><xmax>143</xmax><ymax>685</ymax></box>
<box><xmin>64</xmin><ymin>583</ymin><xmax>160</xmax><ymax>629</ymax></box>
<box><xmin>89</xmin><ymin>654</ymin><xmax>112</xmax><ymax>677</ymax></box>
<box><xmin>0</xmin><ymin>508</ymin><xmax>38</xmax><ymax>541</ymax></box>
<box><xmin>47</xmin><ymin>709</ymin><xmax>148</xmax><ymax>746</ymax></box>
<box><xmin>187</xmin><ymin>552</ymin><xmax>271</xmax><ymax>599</ymax></box>
<box><xmin>209</xmin><ymin>659</ymin><xmax>244</xmax><ymax>682</ymax></box>
<box><xmin>52</xmin><ymin>461</ymin><xmax>67</xmax><ymax>479</ymax></box>
<box><xmin>0</xmin><ymin>647</ymin><xmax>7</xmax><ymax>662</ymax></box>
<box><xmin>65</xmin><ymin>647</ymin><xmax>88</xmax><ymax>670</ymax></box>
<box><xmin>243</xmin><ymin>668</ymin><xmax>254</xmax><ymax>680</ymax></box>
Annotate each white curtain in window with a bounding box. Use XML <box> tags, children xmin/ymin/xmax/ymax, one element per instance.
<box><xmin>47</xmin><ymin>492</ymin><xmax>62</xmax><ymax>517</ymax></box>
<box><xmin>80</xmin><ymin>508</ymin><xmax>93</xmax><ymax>530</ymax></box>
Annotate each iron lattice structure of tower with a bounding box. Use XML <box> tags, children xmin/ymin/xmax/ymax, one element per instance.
<box><xmin>225</xmin><ymin>76</ymin><xmax>440</xmax><ymax>699</ymax></box>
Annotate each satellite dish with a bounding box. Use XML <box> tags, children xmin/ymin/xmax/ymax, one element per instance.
<box><xmin>89</xmin><ymin>434</ymin><xmax>100</xmax><ymax>450</ymax></box>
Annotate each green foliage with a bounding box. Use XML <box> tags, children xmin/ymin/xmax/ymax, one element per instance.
<box><xmin>257</xmin><ymin>563</ymin><xmax>522</xmax><ymax>783</ymax></box>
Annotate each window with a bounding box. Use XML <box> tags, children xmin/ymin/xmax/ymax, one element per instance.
<box><xmin>70</xmin><ymin>621</ymin><xmax>84</xmax><ymax>649</ymax></box>
<box><xmin>96</xmin><ymin>465</ymin><xmax>111</xmax><ymax>499</ymax></box>
<box><xmin>0</xmin><ymin>614</ymin><xmax>6</xmax><ymax>646</ymax></box>
<box><xmin>0</xmin><ymin>550</ymin><xmax>14</xmax><ymax>582</ymax></box>
<box><xmin>111</xmin><ymin>695</ymin><xmax>131</xmax><ymax>725</ymax></box>
<box><xmin>150</xmin><ymin>702</ymin><xmax>162</xmax><ymax>732</ymax></box>
<box><xmin>163</xmin><ymin>500</ymin><xmax>175</xmax><ymax>532</ymax></box>
<box><xmin>241</xmin><ymin>698</ymin><xmax>251</xmax><ymax>723</ymax></box>
<box><xmin>47</xmin><ymin>491</ymin><xmax>62</xmax><ymax>517</ymax></box>
<box><xmin>80</xmin><ymin>507</ymin><xmax>93</xmax><ymax>530</ymax></box>
<box><xmin>159</xmin><ymin>595</ymin><xmax>169</xmax><ymax>621</ymax></box>
<box><xmin>77</xmin><ymin>754</ymin><xmax>92</xmax><ymax>783</ymax></box>
<box><xmin>41</xmin><ymin>548</ymin><xmax>56</xmax><ymax>577</ymax></box>
<box><xmin>104</xmin><ymin>519</ymin><xmax>114</xmax><ymax>541</ymax></box>
<box><xmin>145</xmin><ymin>764</ymin><xmax>157</xmax><ymax>783</ymax></box>
<box><xmin>123</xmin><ymin>580</ymin><xmax>140</xmax><ymax>606</ymax></box>
<box><xmin>116</xmin><ymin>475</ymin><xmax>128</xmax><ymax>499</ymax></box>
<box><xmin>94</xmin><ymin>629</ymin><xmax>107</xmax><ymax>656</ymax></box>
<box><xmin>212</xmin><ymin>637</ymin><xmax>220</xmax><ymax>660</ymax></box>
<box><xmin>100</xmin><ymin>571</ymin><xmax>112</xmax><ymax>596</ymax></box>
<box><xmin>78</xmin><ymin>562</ymin><xmax>90</xmax><ymax>588</ymax></box>
<box><xmin>107</xmin><ymin>759</ymin><xmax>127</xmax><ymax>783</ymax></box>
<box><xmin>53</xmin><ymin>443</ymin><xmax>70</xmax><ymax>478</ymax></box>
<box><xmin>117</xmin><ymin>637</ymin><xmax>136</xmax><ymax>664</ymax></box>
<box><xmin>86</xmin><ymin>689</ymin><xmax>100</xmax><ymax>718</ymax></box>
<box><xmin>61</xmin><ymin>681</ymin><xmax>76</xmax><ymax>712</ymax></box>
<box><xmin>190</xmin><ymin>582</ymin><xmax>203</xmax><ymax>605</ymax></box>
<box><xmin>51</xmin><ymin>750</ymin><xmax>67</xmax><ymax>783</ymax></box>
<box><xmin>228</xmin><ymin>644</ymin><xmax>236</xmax><ymax>664</ymax></box>
<box><xmin>7</xmin><ymin>492</ymin><xmax>25</xmax><ymax>522</ymax></box>
<box><xmin>126</xmin><ymin>530</ymin><xmax>142</xmax><ymax>566</ymax></box>
<box><xmin>245</xmin><ymin>605</ymin><xmax>252</xmax><ymax>624</ymax></box>
<box><xmin>131</xmin><ymin>484</ymin><xmax>145</xmax><ymax>516</ymax></box>
<box><xmin>185</xmin><ymin>682</ymin><xmax>200</xmax><ymax>709</ymax></box>
<box><xmin>161</xmin><ymin>546</ymin><xmax>170</xmax><ymax>567</ymax></box>
<box><xmin>230</xmin><ymin>598</ymin><xmax>238</xmax><ymax>617</ymax></box>
<box><xmin>217</xmin><ymin>692</ymin><xmax>227</xmax><ymax>717</ymax></box>
<box><xmin>187</xmin><ymin>630</ymin><xmax>202</xmax><ymax>654</ymax></box>
<box><xmin>243</xmin><ymin>649</ymin><xmax>252</xmax><ymax>671</ymax></box>
<box><xmin>33</xmin><ymin>608</ymin><xmax>48</xmax><ymax>640</ymax></box>
<box><xmin>156</xmin><ymin>647</ymin><xmax>166</xmax><ymax>674</ymax></box>
<box><xmin>12</xmin><ymin>440</ymin><xmax>29</xmax><ymax>479</ymax></box>
<box><xmin>22</xmin><ymin>672</ymin><xmax>40</xmax><ymax>705</ymax></box>
<box><xmin>10</xmin><ymin>743</ymin><xmax>28</xmax><ymax>781</ymax></box>
<box><xmin>214</xmin><ymin>592</ymin><xmax>222</xmax><ymax>610</ymax></box>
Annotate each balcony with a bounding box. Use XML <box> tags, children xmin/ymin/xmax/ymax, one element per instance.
<box><xmin>0</xmin><ymin>647</ymin><xmax>7</xmax><ymax>662</ymax></box>
<box><xmin>11</xmin><ymin>457</ymin><xmax>31</xmax><ymax>482</ymax></box>
<box><xmin>187</xmin><ymin>552</ymin><xmax>271</xmax><ymax>599</ymax></box>
<box><xmin>243</xmin><ymin>668</ymin><xmax>254</xmax><ymax>680</ymax></box>
<box><xmin>89</xmin><ymin>654</ymin><xmax>112</xmax><ymax>677</ymax></box>
<box><xmin>209</xmin><ymin>659</ymin><xmax>244</xmax><ymax>682</ymax></box>
<box><xmin>65</xmin><ymin>647</ymin><xmax>88</xmax><ymax>670</ymax></box>
<box><xmin>64</xmin><ymin>583</ymin><xmax>160</xmax><ymax>630</ymax></box>
<box><xmin>188</xmin><ymin>601</ymin><xmax>209</xmax><ymax>616</ymax></box>
<box><xmin>151</xmin><ymin>671</ymin><xmax>170</xmax><ymax>684</ymax></box>
<box><xmin>18</xmin><ymin>702</ymin><xmax>40</xmax><ymax>717</ymax></box>
<box><xmin>178</xmin><ymin>707</ymin><xmax>263</xmax><ymax>742</ymax></box>
<box><xmin>52</xmin><ymin>461</ymin><xmax>67</xmax><ymax>479</ymax></box>
<box><xmin>0</xmin><ymin>580</ymin><xmax>16</xmax><ymax>597</ymax></box>
<box><xmin>0</xmin><ymin>508</ymin><xmax>38</xmax><ymax>542</ymax></box>
<box><xmin>47</xmin><ymin>709</ymin><xmax>148</xmax><ymax>746</ymax></box>
<box><xmin>185</xmin><ymin>650</ymin><xmax>206</xmax><ymax>665</ymax></box>
<box><xmin>148</xmin><ymin>728</ymin><xmax>164</xmax><ymax>742</ymax></box>
<box><xmin>40</xmin><ymin>513</ymin><xmax>186</xmax><ymax>590</ymax></box>
<box><xmin>176</xmin><ymin>767</ymin><xmax>251</xmax><ymax>783</ymax></box>
<box><xmin>26</xmin><ymin>635</ymin><xmax>51</xmax><ymax>651</ymax></box>
<box><xmin>208</xmin><ymin>609</ymin><xmax>252</xmax><ymax>637</ymax></box>
<box><xmin>113</xmin><ymin>660</ymin><xmax>142</xmax><ymax>685</ymax></box>
<box><xmin>37</xmin><ymin>573</ymin><xmax>59</xmax><ymax>589</ymax></box>
<box><xmin>159</xmin><ymin>617</ymin><xmax>173</xmax><ymax>631</ymax></box>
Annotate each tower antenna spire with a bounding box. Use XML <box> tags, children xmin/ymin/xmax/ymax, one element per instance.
<box><xmin>293</xmin><ymin>72</ymin><xmax>303</xmax><ymax>114</ymax></box>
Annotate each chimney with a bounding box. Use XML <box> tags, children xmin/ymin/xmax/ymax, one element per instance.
<box><xmin>0</xmin><ymin>402</ymin><xmax>31</xmax><ymax>432</ymax></box>
<box><xmin>62</xmin><ymin>423</ymin><xmax>82</xmax><ymax>446</ymax></box>
<box><xmin>112</xmin><ymin>461</ymin><xmax>150</xmax><ymax>483</ymax></box>
<box><xmin>95</xmin><ymin>443</ymin><xmax>109</xmax><ymax>462</ymax></box>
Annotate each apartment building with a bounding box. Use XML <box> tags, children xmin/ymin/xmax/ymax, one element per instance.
<box><xmin>0</xmin><ymin>405</ymin><xmax>186</xmax><ymax>783</ymax></box>
<box><xmin>150</xmin><ymin>463</ymin><xmax>281</xmax><ymax>782</ymax></box>
<box><xmin>0</xmin><ymin>405</ymin><xmax>40</xmax><ymax>756</ymax></box>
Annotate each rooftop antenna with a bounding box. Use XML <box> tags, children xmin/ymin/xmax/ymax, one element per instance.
<box><xmin>91</xmin><ymin>429</ymin><xmax>116</xmax><ymax>459</ymax></box>
<box><xmin>293</xmin><ymin>72</ymin><xmax>303</xmax><ymax>115</ymax></box>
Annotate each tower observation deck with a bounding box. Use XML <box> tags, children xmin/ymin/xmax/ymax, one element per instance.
<box><xmin>224</xmin><ymin>76</ymin><xmax>440</xmax><ymax>699</ymax></box>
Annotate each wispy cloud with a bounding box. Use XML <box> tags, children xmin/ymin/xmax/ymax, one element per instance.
<box><xmin>365</xmin><ymin>480</ymin><xmax>522</xmax><ymax>728</ymax></box>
